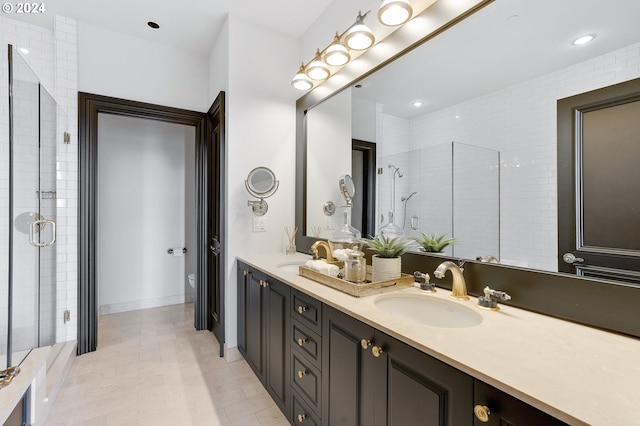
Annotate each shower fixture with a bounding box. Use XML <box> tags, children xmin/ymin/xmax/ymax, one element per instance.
<box><xmin>401</xmin><ymin>192</ymin><xmax>418</xmax><ymax>229</ymax></box>
<box><xmin>389</xmin><ymin>164</ymin><xmax>403</xmax><ymax>178</ymax></box>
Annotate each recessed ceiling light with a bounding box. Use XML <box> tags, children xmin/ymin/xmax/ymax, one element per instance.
<box><xmin>147</xmin><ymin>21</ymin><xmax>160</xmax><ymax>29</ymax></box>
<box><xmin>412</xmin><ymin>100</ymin><xmax>424</xmax><ymax>108</ymax></box>
<box><xmin>572</xmin><ymin>34</ymin><xmax>595</xmax><ymax>46</ymax></box>
<box><xmin>18</xmin><ymin>47</ymin><xmax>29</xmax><ymax>55</ymax></box>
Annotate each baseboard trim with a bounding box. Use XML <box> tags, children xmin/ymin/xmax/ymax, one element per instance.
<box><xmin>99</xmin><ymin>295</ymin><xmax>186</xmax><ymax>315</ymax></box>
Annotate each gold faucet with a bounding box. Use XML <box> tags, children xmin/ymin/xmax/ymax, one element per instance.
<box><xmin>434</xmin><ymin>261</ymin><xmax>469</xmax><ymax>300</ymax></box>
<box><xmin>311</xmin><ymin>241</ymin><xmax>336</xmax><ymax>263</ymax></box>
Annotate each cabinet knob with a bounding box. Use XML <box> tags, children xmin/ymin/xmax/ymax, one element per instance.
<box><xmin>372</xmin><ymin>345</ymin><xmax>383</xmax><ymax>358</ymax></box>
<box><xmin>243</xmin><ymin>270</ymin><xmax>248</xmax><ymax>276</ymax></box>
<box><xmin>263</xmin><ymin>280</ymin><xmax>269</xmax><ymax>287</ymax></box>
<box><xmin>297</xmin><ymin>338</ymin><xmax>307</xmax><ymax>346</ymax></box>
<box><xmin>360</xmin><ymin>339</ymin><xmax>372</xmax><ymax>349</ymax></box>
<box><xmin>297</xmin><ymin>414</ymin><xmax>306</xmax><ymax>423</ymax></box>
<box><xmin>297</xmin><ymin>370</ymin><xmax>307</xmax><ymax>378</ymax></box>
<box><xmin>297</xmin><ymin>305</ymin><xmax>307</xmax><ymax>314</ymax></box>
<box><xmin>474</xmin><ymin>405</ymin><xmax>491</xmax><ymax>422</ymax></box>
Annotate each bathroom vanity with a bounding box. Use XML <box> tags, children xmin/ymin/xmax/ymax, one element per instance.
<box><xmin>237</xmin><ymin>254</ymin><xmax>640</xmax><ymax>426</ymax></box>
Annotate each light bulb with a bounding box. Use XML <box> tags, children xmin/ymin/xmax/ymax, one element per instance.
<box><xmin>345</xmin><ymin>11</ymin><xmax>375</xmax><ymax>51</ymax></box>
<box><xmin>306</xmin><ymin>49</ymin><xmax>330</xmax><ymax>80</ymax></box>
<box><xmin>323</xmin><ymin>33</ymin><xmax>350</xmax><ymax>66</ymax></box>
<box><xmin>378</xmin><ymin>0</ymin><xmax>413</xmax><ymax>26</ymax></box>
<box><xmin>291</xmin><ymin>64</ymin><xmax>313</xmax><ymax>91</ymax></box>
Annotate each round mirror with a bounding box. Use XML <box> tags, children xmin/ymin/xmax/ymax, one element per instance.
<box><xmin>339</xmin><ymin>175</ymin><xmax>355</xmax><ymax>206</ymax></box>
<box><xmin>246</xmin><ymin>167</ymin><xmax>279</xmax><ymax>198</ymax></box>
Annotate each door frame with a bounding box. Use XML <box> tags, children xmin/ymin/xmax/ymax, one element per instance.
<box><xmin>78</xmin><ymin>92</ymin><xmax>210</xmax><ymax>355</ymax></box>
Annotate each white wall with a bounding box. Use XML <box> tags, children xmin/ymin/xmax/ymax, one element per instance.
<box><xmin>77</xmin><ymin>22</ymin><xmax>209</xmax><ymax>112</ymax></box>
<box><xmin>217</xmin><ymin>15</ymin><xmax>299</xmax><ymax>350</ymax></box>
<box><xmin>96</xmin><ymin>113</ymin><xmax>194</xmax><ymax>313</ymax></box>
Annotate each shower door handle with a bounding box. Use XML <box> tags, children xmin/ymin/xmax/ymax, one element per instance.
<box><xmin>209</xmin><ymin>237</ymin><xmax>221</xmax><ymax>256</ymax></box>
<box><xmin>29</xmin><ymin>219</ymin><xmax>56</xmax><ymax>247</ymax></box>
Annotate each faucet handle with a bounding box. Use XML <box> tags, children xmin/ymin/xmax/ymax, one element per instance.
<box><xmin>477</xmin><ymin>286</ymin><xmax>511</xmax><ymax>311</ymax></box>
<box><xmin>414</xmin><ymin>271</ymin><xmax>436</xmax><ymax>292</ymax></box>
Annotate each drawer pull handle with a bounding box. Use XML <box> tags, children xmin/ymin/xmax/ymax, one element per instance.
<box><xmin>259</xmin><ymin>279</ymin><xmax>269</xmax><ymax>287</ymax></box>
<box><xmin>372</xmin><ymin>345</ymin><xmax>383</xmax><ymax>358</ymax></box>
<box><xmin>243</xmin><ymin>270</ymin><xmax>248</xmax><ymax>276</ymax></box>
<box><xmin>297</xmin><ymin>370</ymin><xmax>307</xmax><ymax>378</ymax></box>
<box><xmin>360</xmin><ymin>339</ymin><xmax>372</xmax><ymax>349</ymax></box>
<box><xmin>297</xmin><ymin>305</ymin><xmax>308</xmax><ymax>314</ymax></box>
<box><xmin>297</xmin><ymin>414</ymin><xmax>306</xmax><ymax>423</ymax></box>
<box><xmin>297</xmin><ymin>338</ymin><xmax>307</xmax><ymax>346</ymax></box>
<box><xmin>474</xmin><ymin>405</ymin><xmax>491</xmax><ymax>422</ymax></box>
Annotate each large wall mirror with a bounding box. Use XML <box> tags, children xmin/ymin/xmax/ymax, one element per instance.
<box><xmin>297</xmin><ymin>0</ymin><xmax>640</xmax><ymax>278</ymax></box>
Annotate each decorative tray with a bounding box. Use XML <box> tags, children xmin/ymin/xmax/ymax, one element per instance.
<box><xmin>298</xmin><ymin>265</ymin><xmax>414</xmax><ymax>297</ymax></box>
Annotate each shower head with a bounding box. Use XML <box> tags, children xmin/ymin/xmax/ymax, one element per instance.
<box><xmin>388</xmin><ymin>164</ymin><xmax>403</xmax><ymax>178</ymax></box>
<box><xmin>401</xmin><ymin>192</ymin><xmax>417</xmax><ymax>202</ymax></box>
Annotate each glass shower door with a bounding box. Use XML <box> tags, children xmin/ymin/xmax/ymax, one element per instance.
<box><xmin>6</xmin><ymin>45</ymin><xmax>59</xmax><ymax>368</ymax></box>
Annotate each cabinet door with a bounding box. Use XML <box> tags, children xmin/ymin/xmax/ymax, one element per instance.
<box><xmin>474</xmin><ymin>380</ymin><xmax>568</xmax><ymax>426</ymax></box>
<box><xmin>322</xmin><ymin>305</ymin><xmax>375</xmax><ymax>426</ymax></box>
<box><xmin>264</xmin><ymin>276</ymin><xmax>291</xmax><ymax>415</ymax></box>
<box><xmin>245</xmin><ymin>269</ymin><xmax>266</xmax><ymax>382</ymax></box>
<box><xmin>372</xmin><ymin>331</ymin><xmax>474</xmax><ymax>426</ymax></box>
<box><xmin>236</xmin><ymin>263</ymin><xmax>249</xmax><ymax>355</ymax></box>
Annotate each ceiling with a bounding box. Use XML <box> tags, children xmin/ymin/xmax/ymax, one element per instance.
<box><xmin>7</xmin><ymin>0</ymin><xmax>334</xmax><ymax>54</ymax></box>
<box><xmin>353</xmin><ymin>0</ymin><xmax>640</xmax><ymax>119</ymax></box>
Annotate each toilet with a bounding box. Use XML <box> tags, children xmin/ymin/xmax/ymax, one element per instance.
<box><xmin>187</xmin><ymin>273</ymin><xmax>195</xmax><ymax>289</ymax></box>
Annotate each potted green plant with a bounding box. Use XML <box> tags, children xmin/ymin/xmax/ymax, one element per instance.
<box><xmin>413</xmin><ymin>233</ymin><xmax>456</xmax><ymax>253</ymax></box>
<box><xmin>362</xmin><ymin>235</ymin><xmax>413</xmax><ymax>282</ymax></box>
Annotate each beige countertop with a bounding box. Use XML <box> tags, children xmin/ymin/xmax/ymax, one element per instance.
<box><xmin>238</xmin><ymin>253</ymin><xmax>640</xmax><ymax>426</ymax></box>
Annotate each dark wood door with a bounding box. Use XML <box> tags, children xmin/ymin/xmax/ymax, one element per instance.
<box><xmin>207</xmin><ymin>92</ymin><xmax>225</xmax><ymax>354</ymax></box>
<box><xmin>372</xmin><ymin>331</ymin><xmax>473</xmax><ymax>426</ymax></box>
<box><xmin>322</xmin><ymin>305</ymin><xmax>375</xmax><ymax>426</ymax></box>
<box><xmin>558</xmin><ymin>79</ymin><xmax>640</xmax><ymax>284</ymax></box>
<box><xmin>474</xmin><ymin>380</ymin><xmax>567</xmax><ymax>426</ymax></box>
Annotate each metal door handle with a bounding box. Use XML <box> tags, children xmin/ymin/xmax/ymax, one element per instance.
<box><xmin>562</xmin><ymin>253</ymin><xmax>584</xmax><ymax>265</ymax></box>
<box><xmin>29</xmin><ymin>219</ymin><xmax>55</xmax><ymax>247</ymax></box>
<box><xmin>210</xmin><ymin>237</ymin><xmax>221</xmax><ymax>256</ymax></box>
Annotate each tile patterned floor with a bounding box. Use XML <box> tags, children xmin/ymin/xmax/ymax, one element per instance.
<box><xmin>46</xmin><ymin>303</ymin><xmax>288</xmax><ymax>426</ymax></box>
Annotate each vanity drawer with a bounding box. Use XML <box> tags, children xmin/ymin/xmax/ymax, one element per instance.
<box><xmin>291</xmin><ymin>290</ymin><xmax>322</xmax><ymax>335</ymax></box>
<box><xmin>292</xmin><ymin>352</ymin><xmax>322</xmax><ymax>416</ymax></box>
<box><xmin>291</xmin><ymin>392</ymin><xmax>320</xmax><ymax>426</ymax></box>
<box><xmin>291</xmin><ymin>319</ymin><xmax>322</xmax><ymax>369</ymax></box>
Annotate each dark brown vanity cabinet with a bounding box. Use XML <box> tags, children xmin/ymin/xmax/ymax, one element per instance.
<box><xmin>237</xmin><ymin>264</ymin><xmax>568</xmax><ymax>426</ymax></box>
<box><xmin>473</xmin><ymin>380</ymin><xmax>568</xmax><ymax>426</ymax></box>
<box><xmin>236</xmin><ymin>262</ymin><xmax>291</xmax><ymax>415</ymax></box>
<box><xmin>322</xmin><ymin>304</ymin><xmax>473</xmax><ymax>426</ymax></box>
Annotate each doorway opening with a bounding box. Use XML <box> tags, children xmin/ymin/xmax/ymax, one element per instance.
<box><xmin>78</xmin><ymin>93</ymin><xmax>225</xmax><ymax>355</ymax></box>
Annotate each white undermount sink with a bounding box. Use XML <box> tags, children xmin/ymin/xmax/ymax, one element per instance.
<box><xmin>374</xmin><ymin>293</ymin><xmax>483</xmax><ymax>328</ymax></box>
<box><xmin>276</xmin><ymin>260</ymin><xmax>307</xmax><ymax>273</ymax></box>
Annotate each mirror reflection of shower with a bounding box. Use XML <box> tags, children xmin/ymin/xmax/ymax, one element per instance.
<box><xmin>379</xmin><ymin>164</ymin><xmax>405</xmax><ymax>238</ymax></box>
<box><xmin>400</xmin><ymin>192</ymin><xmax>417</xmax><ymax>229</ymax></box>
<box><xmin>388</xmin><ymin>164</ymin><xmax>403</xmax><ymax>213</ymax></box>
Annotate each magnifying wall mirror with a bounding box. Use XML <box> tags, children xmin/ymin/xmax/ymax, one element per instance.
<box><xmin>246</xmin><ymin>166</ymin><xmax>279</xmax><ymax>216</ymax></box>
<box><xmin>339</xmin><ymin>174</ymin><xmax>355</xmax><ymax>206</ymax></box>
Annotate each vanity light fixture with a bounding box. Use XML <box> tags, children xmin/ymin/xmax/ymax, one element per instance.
<box><xmin>323</xmin><ymin>33</ymin><xmax>351</xmax><ymax>66</ymax></box>
<box><xmin>344</xmin><ymin>11</ymin><xmax>376</xmax><ymax>51</ymax></box>
<box><xmin>572</xmin><ymin>34</ymin><xmax>595</xmax><ymax>45</ymax></box>
<box><xmin>306</xmin><ymin>49</ymin><xmax>331</xmax><ymax>80</ymax></box>
<box><xmin>378</xmin><ymin>0</ymin><xmax>413</xmax><ymax>26</ymax></box>
<box><xmin>291</xmin><ymin>64</ymin><xmax>314</xmax><ymax>91</ymax></box>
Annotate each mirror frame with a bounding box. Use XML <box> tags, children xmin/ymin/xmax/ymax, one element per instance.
<box><xmin>294</xmin><ymin>0</ymin><xmax>640</xmax><ymax>338</ymax></box>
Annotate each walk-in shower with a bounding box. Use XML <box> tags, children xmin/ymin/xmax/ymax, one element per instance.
<box><xmin>2</xmin><ymin>45</ymin><xmax>65</xmax><ymax>373</ymax></box>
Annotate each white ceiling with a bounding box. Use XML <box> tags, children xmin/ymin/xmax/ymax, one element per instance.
<box><xmin>7</xmin><ymin>0</ymin><xmax>334</xmax><ymax>54</ymax></box>
<box><xmin>354</xmin><ymin>0</ymin><xmax>640</xmax><ymax>119</ymax></box>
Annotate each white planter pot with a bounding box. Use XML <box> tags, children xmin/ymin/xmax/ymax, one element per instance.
<box><xmin>372</xmin><ymin>255</ymin><xmax>402</xmax><ymax>282</ymax></box>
